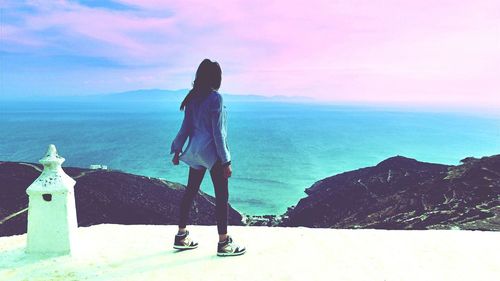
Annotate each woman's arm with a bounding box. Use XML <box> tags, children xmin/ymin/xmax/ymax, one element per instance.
<box><xmin>211</xmin><ymin>94</ymin><xmax>231</xmax><ymax>166</ymax></box>
<box><xmin>170</xmin><ymin>109</ymin><xmax>190</xmax><ymax>155</ymax></box>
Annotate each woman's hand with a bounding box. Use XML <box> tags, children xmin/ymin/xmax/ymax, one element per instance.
<box><xmin>172</xmin><ymin>153</ymin><xmax>180</xmax><ymax>165</ymax></box>
<box><xmin>223</xmin><ymin>164</ymin><xmax>232</xmax><ymax>178</ymax></box>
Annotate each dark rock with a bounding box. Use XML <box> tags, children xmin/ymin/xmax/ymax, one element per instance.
<box><xmin>0</xmin><ymin>161</ymin><xmax>243</xmax><ymax>237</ymax></box>
<box><xmin>281</xmin><ymin>155</ymin><xmax>500</xmax><ymax>231</ymax></box>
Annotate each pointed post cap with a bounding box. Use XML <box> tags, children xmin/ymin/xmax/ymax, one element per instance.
<box><xmin>39</xmin><ymin>144</ymin><xmax>65</xmax><ymax>167</ymax></box>
<box><xmin>27</xmin><ymin>144</ymin><xmax>75</xmax><ymax>194</ymax></box>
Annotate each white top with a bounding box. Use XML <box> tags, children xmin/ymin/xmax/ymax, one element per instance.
<box><xmin>170</xmin><ymin>90</ymin><xmax>231</xmax><ymax>170</ymax></box>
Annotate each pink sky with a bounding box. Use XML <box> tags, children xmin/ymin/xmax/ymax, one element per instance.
<box><xmin>1</xmin><ymin>0</ymin><xmax>499</xmax><ymax>107</ymax></box>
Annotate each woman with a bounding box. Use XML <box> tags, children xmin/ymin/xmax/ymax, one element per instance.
<box><xmin>170</xmin><ymin>59</ymin><xmax>246</xmax><ymax>257</ymax></box>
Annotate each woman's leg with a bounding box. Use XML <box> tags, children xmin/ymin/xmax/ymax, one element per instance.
<box><xmin>209</xmin><ymin>160</ymin><xmax>229</xmax><ymax>240</ymax></box>
<box><xmin>178</xmin><ymin>166</ymin><xmax>206</xmax><ymax>232</ymax></box>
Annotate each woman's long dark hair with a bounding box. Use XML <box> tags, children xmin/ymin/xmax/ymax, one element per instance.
<box><xmin>180</xmin><ymin>59</ymin><xmax>222</xmax><ymax>111</ymax></box>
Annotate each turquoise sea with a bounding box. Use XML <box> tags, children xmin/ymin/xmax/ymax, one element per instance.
<box><xmin>1</xmin><ymin>100</ymin><xmax>499</xmax><ymax>215</ymax></box>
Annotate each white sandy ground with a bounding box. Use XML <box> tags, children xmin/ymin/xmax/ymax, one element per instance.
<box><xmin>0</xmin><ymin>224</ymin><xmax>498</xmax><ymax>281</ymax></box>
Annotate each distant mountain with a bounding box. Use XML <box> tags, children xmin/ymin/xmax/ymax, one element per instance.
<box><xmin>1</xmin><ymin>89</ymin><xmax>315</xmax><ymax>104</ymax></box>
<box><xmin>90</xmin><ymin>89</ymin><xmax>188</xmax><ymax>102</ymax></box>
<box><xmin>86</xmin><ymin>89</ymin><xmax>315</xmax><ymax>103</ymax></box>
<box><xmin>0</xmin><ymin>161</ymin><xmax>243</xmax><ymax>237</ymax></box>
<box><xmin>278</xmin><ymin>155</ymin><xmax>500</xmax><ymax>230</ymax></box>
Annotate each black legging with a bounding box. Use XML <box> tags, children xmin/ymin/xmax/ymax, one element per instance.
<box><xmin>178</xmin><ymin>160</ymin><xmax>229</xmax><ymax>234</ymax></box>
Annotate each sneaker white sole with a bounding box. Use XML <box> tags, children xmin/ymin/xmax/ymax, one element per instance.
<box><xmin>173</xmin><ymin>245</ymin><xmax>198</xmax><ymax>250</ymax></box>
<box><xmin>217</xmin><ymin>249</ymin><xmax>246</xmax><ymax>256</ymax></box>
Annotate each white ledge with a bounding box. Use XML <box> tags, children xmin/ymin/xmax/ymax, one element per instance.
<box><xmin>1</xmin><ymin>224</ymin><xmax>498</xmax><ymax>280</ymax></box>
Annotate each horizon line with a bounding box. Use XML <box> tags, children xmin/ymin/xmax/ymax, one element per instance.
<box><xmin>2</xmin><ymin>88</ymin><xmax>499</xmax><ymax>116</ymax></box>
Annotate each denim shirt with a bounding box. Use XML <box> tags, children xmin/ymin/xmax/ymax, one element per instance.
<box><xmin>170</xmin><ymin>90</ymin><xmax>231</xmax><ymax>170</ymax></box>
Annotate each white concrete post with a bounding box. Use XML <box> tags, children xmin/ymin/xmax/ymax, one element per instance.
<box><xmin>26</xmin><ymin>144</ymin><xmax>78</xmax><ymax>255</ymax></box>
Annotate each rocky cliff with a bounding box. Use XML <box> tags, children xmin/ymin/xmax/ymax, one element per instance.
<box><xmin>0</xmin><ymin>161</ymin><xmax>243</xmax><ymax>237</ymax></box>
<box><xmin>3</xmin><ymin>154</ymin><xmax>500</xmax><ymax>235</ymax></box>
<box><xmin>280</xmin><ymin>155</ymin><xmax>500</xmax><ymax>230</ymax></box>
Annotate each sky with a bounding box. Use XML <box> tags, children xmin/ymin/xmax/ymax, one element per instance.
<box><xmin>1</xmin><ymin>0</ymin><xmax>499</xmax><ymax>107</ymax></box>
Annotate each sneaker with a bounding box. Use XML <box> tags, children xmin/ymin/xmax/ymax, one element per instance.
<box><xmin>217</xmin><ymin>236</ymin><xmax>246</xmax><ymax>256</ymax></box>
<box><xmin>173</xmin><ymin>230</ymin><xmax>198</xmax><ymax>250</ymax></box>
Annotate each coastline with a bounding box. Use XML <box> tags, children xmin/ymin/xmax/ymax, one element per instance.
<box><xmin>2</xmin><ymin>153</ymin><xmax>499</xmax><ymax>235</ymax></box>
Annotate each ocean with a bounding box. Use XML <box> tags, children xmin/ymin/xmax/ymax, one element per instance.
<box><xmin>1</xmin><ymin>100</ymin><xmax>499</xmax><ymax>215</ymax></box>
